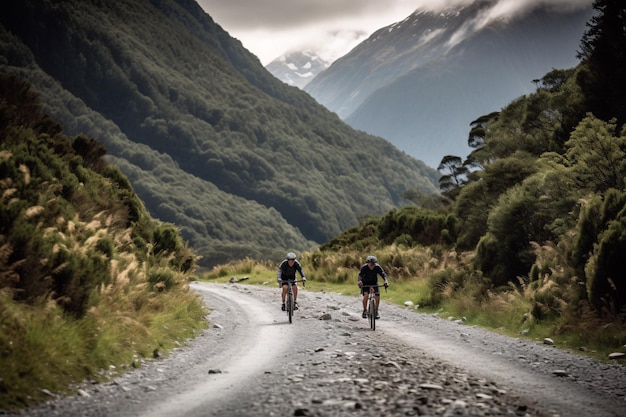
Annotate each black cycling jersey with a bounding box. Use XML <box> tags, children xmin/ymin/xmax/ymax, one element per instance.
<box><xmin>277</xmin><ymin>259</ymin><xmax>305</xmax><ymax>282</ymax></box>
<box><xmin>358</xmin><ymin>263</ymin><xmax>388</xmax><ymax>286</ymax></box>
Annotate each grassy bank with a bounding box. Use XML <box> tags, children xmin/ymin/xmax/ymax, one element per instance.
<box><xmin>0</xmin><ymin>257</ymin><xmax>208</xmax><ymax>411</ymax></box>
<box><xmin>199</xmin><ymin>252</ymin><xmax>626</xmax><ymax>363</ymax></box>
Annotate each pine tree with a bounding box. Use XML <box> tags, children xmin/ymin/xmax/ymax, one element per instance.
<box><xmin>577</xmin><ymin>0</ymin><xmax>626</xmax><ymax>128</ymax></box>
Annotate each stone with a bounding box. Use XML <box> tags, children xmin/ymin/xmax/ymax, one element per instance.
<box><xmin>419</xmin><ymin>383</ymin><xmax>444</xmax><ymax>390</ymax></box>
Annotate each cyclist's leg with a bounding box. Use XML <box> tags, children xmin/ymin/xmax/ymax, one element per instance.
<box><xmin>281</xmin><ymin>283</ymin><xmax>288</xmax><ymax>303</ymax></box>
<box><xmin>281</xmin><ymin>283</ymin><xmax>288</xmax><ymax>310</ymax></box>
<box><xmin>292</xmin><ymin>282</ymin><xmax>299</xmax><ymax>309</ymax></box>
<box><xmin>361</xmin><ymin>289</ymin><xmax>368</xmax><ymax>317</ymax></box>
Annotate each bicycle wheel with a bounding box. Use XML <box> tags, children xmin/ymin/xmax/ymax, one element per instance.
<box><xmin>368</xmin><ymin>295</ymin><xmax>376</xmax><ymax>331</ymax></box>
<box><xmin>286</xmin><ymin>288</ymin><xmax>293</xmax><ymax>323</ymax></box>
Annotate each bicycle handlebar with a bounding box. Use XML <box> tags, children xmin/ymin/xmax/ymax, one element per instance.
<box><xmin>361</xmin><ymin>283</ymin><xmax>388</xmax><ymax>293</ymax></box>
<box><xmin>279</xmin><ymin>279</ymin><xmax>306</xmax><ymax>287</ymax></box>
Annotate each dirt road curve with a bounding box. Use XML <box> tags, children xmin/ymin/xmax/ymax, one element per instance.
<box><xmin>10</xmin><ymin>282</ymin><xmax>626</xmax><ymax>417</ymax></box>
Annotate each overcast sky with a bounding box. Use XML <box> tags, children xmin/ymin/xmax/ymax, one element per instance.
<box><xmin>197</xmin><ymin>0</ymin><xmax>593</xmax><ymax>65</ymax></box>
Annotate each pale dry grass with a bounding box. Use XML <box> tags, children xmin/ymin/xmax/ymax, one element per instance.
<box><xmin>18</xmin><ymin>163</ymin><xmax>30</xmax><ymax>184</ymax></box>
<box><xmin>2</xmin><ymin>187</ymin><xmax>17</xmax><ymax>199</ymax></box>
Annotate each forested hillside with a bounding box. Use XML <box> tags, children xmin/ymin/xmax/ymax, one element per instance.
<box><xmin>0</xmin><ymin>0</ymin><xmax>439</xmax><ymax>267</ymax></box>
<box><xmin>304</xmin><ymin>0</ymin><xmax>626</xmax><ymax>341</ymax></box>
<box><xmin>305</xmin><ymin>2</ymin><xmax>592</xmax><ymax>168</ymax></box>
<box><xmin>0</xmin><ymin>73</ymin><xmax>207</xmax><ymax>409</ymax></box>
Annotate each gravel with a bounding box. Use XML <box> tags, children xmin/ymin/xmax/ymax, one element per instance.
<box><xmin>5</xmin><ymin>282</ymin><xmax>625</xmax><ymax>417</ymax></box>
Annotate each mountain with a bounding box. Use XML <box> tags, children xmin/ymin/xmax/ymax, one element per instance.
<box><xmin>0</xmin><ymin>0</ymin><xmax>439</xmax><ymax>267</ymax></box>
<box><xmin>265</xmin><ymin>50</ymin><xmax>330</xmax><ymax>89</ymax></box>
<box><xmin>304</xmin><ymin>1</ymin><xmax>593</xmax><ymax>168</ymax></box>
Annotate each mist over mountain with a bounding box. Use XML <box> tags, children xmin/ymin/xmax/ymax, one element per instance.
<box><xmin>265</xmin><ymin>50</ymin><xmax>330</xmax><ymax>89</ymax></box>
<box><xmin>304</xmin><ymin>1</ymin><xmax>593</xmax><ymax>168</ymax></box>
<box><xmin>0</xmin><ymin>0</ymin><xmax>439</xmax><ymax>267</ymax></box>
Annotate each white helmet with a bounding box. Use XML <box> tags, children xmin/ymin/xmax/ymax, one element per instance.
<box><xmin>366</xmin><ymin>255</ymin><xmax>377</xmax><ymax>263</ymax></box>
<box><xmin>286</xmin><ymin>252</ymin><xmax>297</xmax><ymax>260</ymax></box>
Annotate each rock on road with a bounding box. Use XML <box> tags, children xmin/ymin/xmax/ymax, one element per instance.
<box><xmin>9</xmin><ymin>282</ymin><xmax>626</xmax><ymax>417</ymax></box>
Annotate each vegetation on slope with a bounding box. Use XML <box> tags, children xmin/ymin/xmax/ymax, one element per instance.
<box><xmin>0</xmin><ymin>74</ymin><xmax>207</xmax><ymax>411</ymax></box>
<box><xmin>203</xmin><ymin>0</ymin><xmax>626</xmax><ymax>360</ymax></box>
<box><xmin>0</xmin><ymin>0</ymin><xmax>439</xmax><ymax>267</ymax></box>
<box><xmin>3</xmin><ymin>0</ymin><xmax>625</xmax><ymax>412</ymax></box>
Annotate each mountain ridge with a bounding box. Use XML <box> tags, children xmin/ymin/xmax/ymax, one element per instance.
<box><xmin>305</xmin><ymin>1</ymin><xmax>593</xmax><ymax>167</ymax></box>
<box><xmin>0</xmin><ymin>0</ymin><xmax>439</xmax><ymax>267</ymax></box>
<box><xmin>265</xmin><ymin>50</ymin><xmax>330</xmax><ymax>89</ymax></box>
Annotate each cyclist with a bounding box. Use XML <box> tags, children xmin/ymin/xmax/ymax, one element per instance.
<box><xmin>357</xmin><ymin>255</ymin><xmax>389</xmax><ymax>319</ymax></box>
<box><xmin>277</xmin><ymin>252</ymin><xmax>306</xmax><ymax>311</ymax></box>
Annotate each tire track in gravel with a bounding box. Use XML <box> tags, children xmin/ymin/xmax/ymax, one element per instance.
<box><xmin>194</xmin><ymin>283</ymin><xmax>625</xmax><ymax>417</ymax></box>
<box><xmin>8</xmin><ymin>282</ymin><xmax>625</xmax><ymax>417</ymax></box>
<box><xmin>138</xmin><ymin>283</ymin><xmax>297</xmax><ymax>417</ymax></box>
<box><xmin>380</xmin><ymin>318</ymin><xmax>623</xmax><ymax>417</ymax></box>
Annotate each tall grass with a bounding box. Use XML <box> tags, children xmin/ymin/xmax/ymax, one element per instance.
<box><xmin>0</xmin><ymin>251</ymin><xmax>207</xmax><ymax>411</ymax></box>
<box><xmin>198</xmin><ymin>245</ymin><xmax>626</xmax><ymax>362</ymax></box>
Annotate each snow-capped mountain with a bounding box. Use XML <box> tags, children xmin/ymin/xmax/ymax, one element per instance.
<box><xmin>304</xmin><ymin>1</ymin><xmax>593</xmax><ymax>168</ymax></box>
<box><xmin>265</xmin><ymin>50</ymin><xmax>330</xmax><ymax>89</ymax></box>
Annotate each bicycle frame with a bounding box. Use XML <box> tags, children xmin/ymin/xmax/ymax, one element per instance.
<box><xmin>282</xmin><ymin>279</ymin><xmax>305</xmax><ymax>323</ymax></box>
<box><xmin>366</xmin><ymin>285</ymin><xmax>378</xmax><ymax>330</ymax></box>
<box><xmin>363</xmin><ymin>284</ymin><xmax>386</xmax><ymax>330</ymax></box>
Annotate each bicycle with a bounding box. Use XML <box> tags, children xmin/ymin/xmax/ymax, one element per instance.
<box><xmin>364</xmin><ymin>284</ymin><xmax>387</xmax><ymax>331</ymax></box>
<box><xmin>282</xmin><ymin>279</ymin><xmax>306</xmax><ymax>323</ymax></box>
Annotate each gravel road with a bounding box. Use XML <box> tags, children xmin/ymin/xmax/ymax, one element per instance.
<box><xmin>7</xmin><ymin>282</ymin><xmax>626</xmax><ymax>417</ymax></box>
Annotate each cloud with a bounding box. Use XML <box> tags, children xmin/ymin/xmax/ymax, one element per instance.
<box><xmin>413</xmin><ymin>0</ymin><xmax>592</xmax><ymax>14</ymax></box>
<box><xmin>441</xmin><ymin>0</ymin><xmax>593</xmax><ymax>51</ymax></box>
<box><xmin>198</xmin><ymin>0</ymin><xmax>418</xmax><ymax>63</ymax></box>
<box><xmin>197</xmin><ymin>0</ymin><xmax>593</xmax><ymax>64</ymax></box>
<box><xmin>198</xmin><ymin>0</ymin><xmax>417</xmax><ymax>31</ymax></box>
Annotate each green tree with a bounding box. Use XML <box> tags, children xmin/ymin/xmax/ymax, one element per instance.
<box><xmin>437</xmin><ymin>155</ymin><xmax>467</xmax><ymax>194</ymax></box>
<box><xmin>573</xmin><ymin>189</ymin><xmax>626</xmax><ymax>312</ymax></box>
<box><xmin>577</xmin><ymin>0</ymin><xmax>626</xmax><ymax>128</ymax></box>
<box><xmin>565</xmin><ymin>114</ymin><xmax>626</xmax><ymax>192</ymax></box>
<box><xmin>465</xmin><ymin>112</ymin><xmax>499</xmax><ymax>170</ymax></box>
<box><xmin>454</xmin><ymin>180</ymin><xmax>491</xmax><ymax>249</ymax></box>
<box><xmin>585</xmin><ymin>210</ymin><xmax>626</xmax><ymax>313</ymax></box>
<box><xmin>474</xmin><ymin>173</ymin><xmax>564</xmax><ymax>286</ymax></box>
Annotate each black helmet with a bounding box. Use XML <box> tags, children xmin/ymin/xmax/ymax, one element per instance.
<box><xmin>286</xmin><ymin>252</ymin><xmax>297</xmax><ymax>260</ymax></box>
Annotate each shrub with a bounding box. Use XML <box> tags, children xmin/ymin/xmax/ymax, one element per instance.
<box><xmin>147</xmin><ymin>267</ymin><xmax>178</xmax><ymax>292</ymax></box>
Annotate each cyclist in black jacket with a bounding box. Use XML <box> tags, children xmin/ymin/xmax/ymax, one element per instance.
<box><xmin>277</xmin><ymin>252</ymin><xmax>306</xmax><ymax>311</ymax></box>
<box><xmin>357</xmin><ymin>255</ymin><xmax>389</xmax><ymax>319</ymax></box>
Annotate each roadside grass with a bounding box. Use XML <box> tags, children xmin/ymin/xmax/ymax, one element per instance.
<box><xmin>429</xmin><ymin>284</ymin><xmax>626</xmax><ymax>362</ymax></box>
<box><xmin>196</xmin><ymin>256</ymin><xmax>626</xmax><ymax>363</ymax></box>
<box><xmin>0</xmin><ymin>260</ymin><xmax>207</xmax><ymax>411</ymax></box>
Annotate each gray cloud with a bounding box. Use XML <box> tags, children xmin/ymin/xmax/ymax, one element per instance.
<box><xmin>198</xmin><ymin>0</ymin><xmax>403</xmax><ymax>31</ymax></box>
<box><xmin>196</xmin><ymin>0</ymin><xmax>593</xmax><ymax>64</ymax></box>
<box><xmin>199</xmin><ymin>0</ymin><xmax>592</xmax><ymax>31</ymax></box>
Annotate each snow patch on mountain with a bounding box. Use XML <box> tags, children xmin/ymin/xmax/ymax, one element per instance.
<box><xmin>265</xmin><ymin>50</ymin><xmax>330</xmax><ymax>90</ymax></box>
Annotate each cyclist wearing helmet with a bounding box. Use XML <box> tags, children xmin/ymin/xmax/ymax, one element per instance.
<box><xmin>277</xmin><ymin>252</ymin><xmax>306</xmax><ymax>311</ymax></box>
<box><xmin>357</xmin><ymin>255</ymin><xmax>389</xmax><ymax>319</ymax></box>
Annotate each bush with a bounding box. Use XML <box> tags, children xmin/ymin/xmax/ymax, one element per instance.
<box><xmin>424</xmin><ymin>268</ymin><xmax>469</xmax><ymax>307</ymax></box>
<box><xmin>585</xmin><ymin>215</ymin><xmax>626</xmax><ymax>313</ymax></box>
<box><xmin>147</xmin><ymin>267</ymin><xmax>178</xmax><ymax>292</ymax></box>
